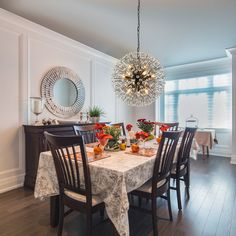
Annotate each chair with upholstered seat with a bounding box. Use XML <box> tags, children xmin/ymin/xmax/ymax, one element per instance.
<box><xmin>170</xmin><ymin>127</ymin><xmax>197</xmax><ymax>210</ymax></box>
<box><xmin>73</xmin><ymin>124</ymin><xmax>97</xmax><ymax>144</ymax></box>
<box><xmin>44</xmin><ymin>132</ymin><xmax>105</xmax><ymax>236</ymax></box>
<box><xmin>130</xmin><ymin>131</ymin><xmax>182</xmax><ymax>236</ymax></box>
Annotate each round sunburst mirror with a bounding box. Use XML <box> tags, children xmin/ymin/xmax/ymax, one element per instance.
<box><xmin>41</xmin><ymin>66</ymin><xmax>85</xmax><ymax>118</ymax></box>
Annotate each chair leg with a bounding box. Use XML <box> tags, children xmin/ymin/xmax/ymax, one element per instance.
<box><xmin>57</xmin><ymin>199</ymin><xmax>64</xmax><ymax>236</ymax></box>
<box><xmin>151</xmin><ymin>198</ymin><xmax>158</xmax><ymax>236</ymax></box>
<box><xmin>100</xmin><ymin>209</ymin><xmax>105</xmax><ymax>220</ymax></box>
<box><xmin>176</xmin><ymin>178</ymin><xmax>182</xmax><ymax>211</ymax></box>
<box><xmin>184</xmin><ymin>173</ymin><xmax>190</xmax><ymax>198</ymax></box>
<box><xmin>138</xmin><ymin>196</ymin><xmax>142</xmax><ymax>207</ymax></box>
<box><xmin>86</xmin><ymin>213</ymin><xmax>93</xmax><ymax>236</ymax></box>
<box><xmin>185</xmin><ymin>164</ymin><xmax>190</xmax><ymax>198</ymax></box>
<box><xmin>167</xmin><ymin>188</ymin><xmax>173</xmax><ymax>221</ymax></box>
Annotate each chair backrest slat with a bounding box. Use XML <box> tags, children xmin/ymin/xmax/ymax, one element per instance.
<box><xmin>73</xmin><ymin>124</ymin><xmax>97</xmax><ymax>144</ymax></box>
<box><xmin>177</xmin><ymin>127</ymin><xmax>197</xmax><ymax>169</ymax></box>
<box><xmin>44</xmin><ymin>132</ymin><xmax>92</xmax><ymax>204</ymax></box>
<box><xmin>72</xmin><ymin>145</ymin><xmax>81</xmax><ymax>189</ymax></box>
<box><xmin>152</xmin><ymin>131</ymin><xmax>182</xmax><ymax>189</ymax></box>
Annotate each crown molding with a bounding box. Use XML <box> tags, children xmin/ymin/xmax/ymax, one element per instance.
<box><xmin>226</xmin><ymin>47</ymin><xmax>236</xmax><ymax>57</ymax></box>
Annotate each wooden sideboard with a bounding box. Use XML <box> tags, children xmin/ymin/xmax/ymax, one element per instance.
<box><xmin>23</xmin><ymin>123</ymin><xmax>99</xmax><ymax>189</ymax></box>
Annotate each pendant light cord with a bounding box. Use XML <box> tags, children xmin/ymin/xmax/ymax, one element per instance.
<box><xmin>137</xmin><ymin>0</ymin><xmax>141</xmax><ymax>61</ymax></box>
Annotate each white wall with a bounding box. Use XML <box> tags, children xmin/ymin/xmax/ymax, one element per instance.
<box><xmin>0</xmin><ymin>8</ymin><xmax>132</xmax><ymax>193</ymax></box>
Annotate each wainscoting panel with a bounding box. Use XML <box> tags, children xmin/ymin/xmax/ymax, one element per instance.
<box><xmin>0</xmin><ymin>25</ymin><xmax>25</xmax><ymax>192</ymax></box>
<box><xmin>0</xmin><ymin>8</ymin><xmax>122</xmax><ymax>193</ymax></box>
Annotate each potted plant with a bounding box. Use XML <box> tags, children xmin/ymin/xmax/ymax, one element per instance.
<box><xmin>89</xmin><ymin>106</ymin><xmax>105</xmax><ymax>123</ymax></box>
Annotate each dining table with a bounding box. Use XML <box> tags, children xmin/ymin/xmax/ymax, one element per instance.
<box><xmin>195</xmin><ymin>129</ymin><xmax>216</xmax><ymax>158</ymax></box>
<box><xmin>34</xmin><ymin>140</ymin><xmax>198</xmax><ymax>236</ymax></box>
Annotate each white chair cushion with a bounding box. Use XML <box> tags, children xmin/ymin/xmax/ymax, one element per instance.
<box><xmin>136</xmin><ymin>179</ymin><xmax>167</xmax><ymax>193</ymax></box>
<box><xmin>171</xmin><ymin>164</ymin><xmax>185</xmax><ymax>174</ymax></box>
<box><xmin>64</xmin><ymin>189</ymin><xmax>102</xmax><ymax>206</ymax></box>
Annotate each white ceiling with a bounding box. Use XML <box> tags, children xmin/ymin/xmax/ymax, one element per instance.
<box><xmin>0</xmin><ymin>0</ymin><xmax>236</xmax><ymax>67</ymax></box>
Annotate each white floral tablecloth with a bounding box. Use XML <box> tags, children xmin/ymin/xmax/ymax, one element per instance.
<box><xmin>34</xmin><ymin>141</ymin><xmax>198</xmax><ymax>236</ymax></box>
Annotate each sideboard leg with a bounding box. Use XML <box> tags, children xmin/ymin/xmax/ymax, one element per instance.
<box><xmin>50</xmin><ymin>195</ymin><xmax>59</xmax><ymax>227</ymax></box>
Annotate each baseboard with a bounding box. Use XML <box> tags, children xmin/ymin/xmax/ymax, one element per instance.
<box><xmin>210</xmin><ymin>145</ymin><xmax>231</xmax><ymax>158</ymax></box>
<box><xmin>231</xmin><ymin>154</ymin><xmax>236</xmax><ymax>165</ymax></box>
<box><xmin>0</xmin><ymin>174</ymin><xmax>25</xmax><ymax>194</ymax></box>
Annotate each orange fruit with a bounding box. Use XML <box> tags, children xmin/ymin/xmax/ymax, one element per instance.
<box><xmin>94</xmin><ymin>145</ymin><xmax>102</xmax><ymax>155</ymax></box>
<box><xmin>131</xmin><ymin>144</ymin><xmax>139</xmax><ymax>153</ymax></box>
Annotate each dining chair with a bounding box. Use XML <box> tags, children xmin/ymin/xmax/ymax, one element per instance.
<box><xmin>73</xmin><ymin>124</ymin><xmax>97</xmax><ymax>144</ymax></box>
<box><xmin>111</xmin><ymin>122</ymin><xmax>126</xmax><ymax>136</ymax></box>
<box><xmin>44</xmin><ymin>132</ymin><xmax>105</xmax><ymax>236</ymax></box>
<box><xmin>170</xmin><ymin>127</ymin><xmax>197</xmax><ymax>210</ymax></box>
<box><xmin>130</xmin><ymin>130</ymin><xmax>182</xmax><ymax>236</ymax></box>
<box><xmin>154</xmin><ymin>122</ymin><xmax>179</xmax><ymax>135</ymax></box>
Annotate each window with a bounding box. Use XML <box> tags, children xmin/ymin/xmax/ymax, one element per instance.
<box><xmin>163</xmin><ymin>73</ymin><xmax>232</xmax><ymax>128</ymax></box>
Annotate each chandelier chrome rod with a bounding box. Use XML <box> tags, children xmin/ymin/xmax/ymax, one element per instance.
<box><xmin>137</xmin><ymin>0</ymin><xmax>141</xmax><ymax>61</ymax></box>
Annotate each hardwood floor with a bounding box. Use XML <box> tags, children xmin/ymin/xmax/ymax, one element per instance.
<box><xmin>0</xmin><ymin>155</ymin><xmax>236</xmax><ymax>236</ymax></box>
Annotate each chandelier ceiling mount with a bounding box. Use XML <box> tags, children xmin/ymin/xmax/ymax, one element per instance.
<box><xmin>112</xmin><ymin>0</ymin><xmax>165</xmax><ymax>107</ymax></box>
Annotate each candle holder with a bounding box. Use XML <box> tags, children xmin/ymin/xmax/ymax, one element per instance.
<box><xmin>30</xmin><ymin>97</ymin><xmax>45</xmax><ymax>125</ymax></box>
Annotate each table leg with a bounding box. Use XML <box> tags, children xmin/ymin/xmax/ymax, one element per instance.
<box><xmin>202</xmin><ymin>145</ymin><xmax>205</xmax><ymax>159</ymax></box>
<box><xmin>207</xmin><ymin>146</ymin><xmax>209</xmax><ymax>158</ymax></box>
<box><xmin>50</xmin><ymin>195</ymin><xmax>59</xmax><ymax>227</ymax></box>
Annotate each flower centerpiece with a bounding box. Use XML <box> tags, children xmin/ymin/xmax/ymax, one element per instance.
<box><xmin>131</xmin><ymin>131</ymin><xmax>149</xmax><ymax>153</ymax></box>
<box><xmin>126</xmin><ymin>123</ymin><xmax>137</xmax><ymax>145</ymax></box>
<box><xmin>94</xmin><ymin>123</ymin><xmax>113</xmax><ymax>156</ymax></box>
<box><xmin>103</xmin><ymin>125</ymin><xmax>121</xmax><ymax>151</ymax></box>
<box><xmin>94</xmin><ymin>123</ymin><xmax>121</xmax><ymax>151</ymax></box>
<box><xmin>136</xmin><ymin>119</ymin><xmax>155</xmax><ymax>141</ymax></box>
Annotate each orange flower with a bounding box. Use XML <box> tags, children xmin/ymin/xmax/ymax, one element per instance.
<box><xmin>160</xmin><ymin>125</ymin><xmax>170</xmax><ymax>132</ymax></box>
<box><xmin>94</xmin><ymin>123</ymin><xmax>106</xmax><ymax>130</ymax></box>
<box><xmin>96</xmin><ymin>133</ymin><xmax>113</xmax><ymax>140</ymax></box>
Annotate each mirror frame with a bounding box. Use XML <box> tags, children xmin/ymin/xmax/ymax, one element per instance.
<box><xmin>41</xmin><ymin>66</ymin><xmax>85</xmax><ymax>118</ymax></box>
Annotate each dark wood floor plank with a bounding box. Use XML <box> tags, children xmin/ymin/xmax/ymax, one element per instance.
<box><xmin>0</xmin><ymin>155</ymin><xmax>236</xmax><ymax>236</ymax></box>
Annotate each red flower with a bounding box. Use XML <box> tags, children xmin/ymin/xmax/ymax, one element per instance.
<box><xmin>94</xmin><ymin>123</ymin><xmax>106</xmax><ymax>130</ymax></box>
<box><xmin>144</xmin><ymin>121</ymin><xmax>152</xmax><ymax>125</ymax></box>
<box><xmin>126</xmin><ymin>124</ymin><xmax>133</xmax><ymax>131</ymax></box>
<box><xmin>135</xmin><ymin>132</ymin><xmax>140</xmax><ymax>140</ymax></box>
<box><xmin>135</xmin><ymin>131</ymin><xmax>149</xmax><ymax>140</ymax></box>
<box><xmin>139</xmin><ymin>131</ymin><xmax>149</xmax><ymax>139</ymax></box>
<box><xmin>137</xmin><ymin>118</ymin><xmax>146</xmax><ymax>122</ymax></box>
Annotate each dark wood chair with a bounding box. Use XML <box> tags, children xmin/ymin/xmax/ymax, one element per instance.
<box><xmin>73</xmin><ymin>124</ymin><xmax>97</xmax><ymax>144</ymax></box>
<box><xmin>130</xmin><ymin>131</ymin><xmax>182</xmax><ymax>236</ymax></box>
<box><xmin>170</xmin><ymin>127</ymin><xmax>197</xmax><ymax>210</ymax></box>
<box><xmin>154</xmin><ymin>122</ymin><xmax>179</xmax><ymax>135</ymax></box>
<box><xmin>111</xmin><ymin>122</ymin><xmax>126</xmax><ymax>136</ymax></box>
<box><xmin>44</xmin><ymin>132</ymin><xmax>105</xmax><ymax>236</ymax></box>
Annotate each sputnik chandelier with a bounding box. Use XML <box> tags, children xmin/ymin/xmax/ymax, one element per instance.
<box><xmin>112</xmin><ymin>0</ymin><xmax>165</xmax><ymax>107</ymax></box>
